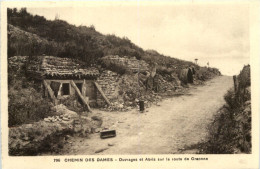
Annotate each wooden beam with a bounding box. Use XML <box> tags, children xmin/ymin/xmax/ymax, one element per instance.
<box><xmin>93</xmin><ymin>82</ymin><xmax>111</xmax><ymax>106</ymax></box>
<box><xmin>43</xmin><ymin>80</ymin><xmax>58</xmax><ymax>105</ymax></box>
<box><xmin>70</xmin><ymin>80</ymin><xmax>92</xmax><ymax>112</ymax></box>
<box><xmin>57</xmin><ymin>83</ymin><xmax>62</xmax><ymax>97</ymax></box>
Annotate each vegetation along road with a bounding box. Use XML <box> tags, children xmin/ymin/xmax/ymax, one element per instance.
<box><xmin>60</xmin><ymin>75</ymin><xmax>233</xmax><ymax>154</ymax></box>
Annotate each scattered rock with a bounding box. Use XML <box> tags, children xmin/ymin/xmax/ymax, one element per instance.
<box><xmin>95</xmin><ymin>128</ymin><xmax>102</xmax><ymax>133</ymax></box>
<box><xmin>108</xmin><ymin>143</ymin><xmax>114</xmax><ymax>146</ymax></box>
<box><xmin>44</xmin><ymin>118</ymin><xmax>50</xmax><ymax>122</ymax></box>
<box><xmin>91</xmin><ymin>116</ymin><xmax>102</xmax><ymax>122</ymax></box>
<box><xmin>8</xmin><ymin>104</ymin><xmax>97</xmax><ymax>156</ymax></box>
<box><xmin>23</xmin><ymin>137</ymin><xmax>29</xmax><ymax>141</ymax></box>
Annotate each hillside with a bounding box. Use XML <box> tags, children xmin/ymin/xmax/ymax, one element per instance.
<box><xmin>7</xmin><ymin>8</ymin><xmax>221</xmax><ymax>127</ymax></box>
<box><xmin>8</xmin><ymin>8</ymin><xmax>197</xmax><ymax>69</ymax></box>
<box><xmin>7</xmin><ymin>8</ymin><xmax>224</xmax><ymax>156</ymax></box>
<box><xmin>8</xmin><ymin>8</ymin><xmax>142</xmax><ymax>64</ymax></box>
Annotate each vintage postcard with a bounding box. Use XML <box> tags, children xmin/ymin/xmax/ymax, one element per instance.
<box><xmin>1</xmin><ymin>1</ymin><xmax>259</xmax><ymax>169</ymax></box>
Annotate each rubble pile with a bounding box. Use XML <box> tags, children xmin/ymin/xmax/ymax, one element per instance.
<box><xmin>98</xmin><ymin>70</ymin><xmax>187</xmax><ymax>111</ymax></box>
<box><xmin>43</xmin><ymin>114</ymin><xmax>71</xmax><ymax>122</ymax></box>
<box><xmin>100</xmin><ymin>102</ymin><xmax>132</xmax><ymax>112</ymax></box>
<box><xmin>9</xmin><ymin>104</ymin><xmax>102</xmax><ymax>156</ymax></box>
<box><xmin>118</xmin><ymin>73</ymin><xmax>146</xmax><ymax>106</ymax></box>
<box><xmin>156</xmin><ymin>74</ymin><xmax>181</xmax><ymax>93</ymax></box>
<box><xmin>195</xmin><ymin>67</ymin><xmax>221</xmax><ymax>81</ymax></box>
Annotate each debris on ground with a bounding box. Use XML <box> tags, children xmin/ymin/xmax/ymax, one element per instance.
<box><xmin>95</xmin><ymin>147</ymin><xmax>109</xmax><ymax>153</ymax></box>
<box><xmin>108</xmin><ymin>143</ymin><xmax>115</xmax><ymax>146</ymax></box>
<box><xmin>100</xmin><ymin>129</ymin><xmax>116</xmax><ymax>139</ymax></box>
<box><xmin>9</xmin><ymin>104</ymin><xmax>103</xmax><ymax>156</ymax></box>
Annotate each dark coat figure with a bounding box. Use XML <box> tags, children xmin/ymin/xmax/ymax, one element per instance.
<box><xmin>179</xmin><ymin>68</ymin><xmax>193</xmax><ymax>84</ymax></box>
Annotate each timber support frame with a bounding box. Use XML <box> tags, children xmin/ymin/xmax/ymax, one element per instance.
<box><xmin>43</xmin><ymin>80</ymin><xmax>58</xmax><ymax>105</ymax></box>
<box><xmin>70</xmin><ymin>80</ymin><xmax>92</xmax><ymax>112</ymax></box>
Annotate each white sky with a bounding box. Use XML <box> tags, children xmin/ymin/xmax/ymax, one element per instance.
<box><xmin>27</xmin><ymin>3</ymin><xmax>250</xmax><ymax>75</ymax></box>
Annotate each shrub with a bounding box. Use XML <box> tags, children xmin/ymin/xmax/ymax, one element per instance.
<box><xmin>200</xmin><ymin>103</ymin><xmax>251</xmax><ymax>154</ymax></box>
<box><xmin>238</xmin><ymin>65</ymin><xmax>250</xmax><ymax>88</ymax></box>
<box><xmin>101</xmin><ymin>61</ymin><xmax>127</xmax><ymax>75</ymax></box>
<box><xmin>8</xmin><ymin>86</ymin><xmax>52</xmax><ymax>127</ymax></box>
<box><xmin>224</xmin><ymin>89</ymin><xmax>238</xmax><ymax>109</ymax></box>
<box><xmin>8</xmin><ymin>56</ymin><xmax>53</xmax><ymax>127</ymax></box>
<box><xmin>157</xmin><ymin>66</ymin><xmax>172</xmax><ymax>75</ymax></box>
<box><xmin>196</xmin><ymin>65</ymin><xmax>251</xmax><ymax>154</ymax></box>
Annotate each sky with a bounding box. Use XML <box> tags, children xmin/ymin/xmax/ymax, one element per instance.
<box><xmin>27</xmin><ymin>3</ymin><xmax>250</xmax><ymax>75</ymax></box>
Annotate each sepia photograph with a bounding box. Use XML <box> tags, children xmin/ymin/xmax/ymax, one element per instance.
<box><xmin>1</xmin><ymin>1</ymin><xmax>259</xmax><ymax>168</ymax></box>
<box><xmin>6</xmin><ymin>3</ymin><xmax>253</xmax><ymax>156</ymax></box>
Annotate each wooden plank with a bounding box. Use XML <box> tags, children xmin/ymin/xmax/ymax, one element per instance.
<box><xmin>70</xmin><ymin>80</ymin><xmax>92</xmax><ymax>112</ymax></box>
<box><xmin>43</xmin><ymin>80</ymin><xmax>58</xmax><ymax>105</ymax></box>
<box><xmin>57</xmin><ymin>83</ymin><xmax>62</xmax><ymax>97</ymax></box>
<box><xmin>93</xmin><ymin>82</ymin><xmax>111</xmax><ymax>105</ymax></box>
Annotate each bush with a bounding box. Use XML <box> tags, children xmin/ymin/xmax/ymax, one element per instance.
<box><xmin>238</xmin><ymin>65</ymin><xmax>250</xmax><ymax>88</ymax></box>
<box><xmin>157</xmin><ymin>66</ymin><xmax>173</xmax><ymax>75</ymax></box>
<box><xmin>8</xmin><ymin>56</ymin><xmax>53</xmax><ymax>127</ymax></box>
<box><xmin>8</xmin><ymin>86</ymin><xmax>52</xmax><ymax>127</ymax></box>
<box><xmin>224</xmin><ymin>89</ymin><xmax>238</xmax><ymax>109</ymax></box>
<box><xmin>101</xmin><ymin>61</ymin><xmax>127</xmax><ymax>75</ymax></box>
<box><xmin>195</xmin><ymin>65</ymin><xmax>251</xmax><ymax>154</ymax></box>
<box><xmin>199</xmin><ymin>103</ymin><xmax>251</xmax><ymax>154</ymax></box>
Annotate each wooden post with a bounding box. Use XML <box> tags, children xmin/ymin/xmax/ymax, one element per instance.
<box><xmin>82</xmin><ymin>79</ymin><xmax>86</xmax><ymax>98</ymax></box>
<box><xmin>43</xmin><ymin>80</ymin><xmax>58</xmax><ymax>105</ymax></box>
<box><xmin>70</xmin><ymin>80</ymin><xmax>92</xmax><ymax>112</ymax></box>
<box><xmin>57</xmin><ymin>83</ymin><xmax>62</xmax><ymax>98</ymax></box>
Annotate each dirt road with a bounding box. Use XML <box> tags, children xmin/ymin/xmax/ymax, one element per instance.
<box><xmin>61</xmin><ymin>76</ymin><xmax>233</xmax><ymax>155</ymax></box>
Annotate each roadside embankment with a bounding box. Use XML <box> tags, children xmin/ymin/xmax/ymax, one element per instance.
<box><xmin>186</xmin><ymin>65</ymin><xmax>251</xmax><ymax>154</ymax></box>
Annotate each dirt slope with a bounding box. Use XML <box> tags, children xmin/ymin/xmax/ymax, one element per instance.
<box><xmin>54</xmin><ymin>76</ymin><xmax>233</xmax><ymax>155</ymax></box>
